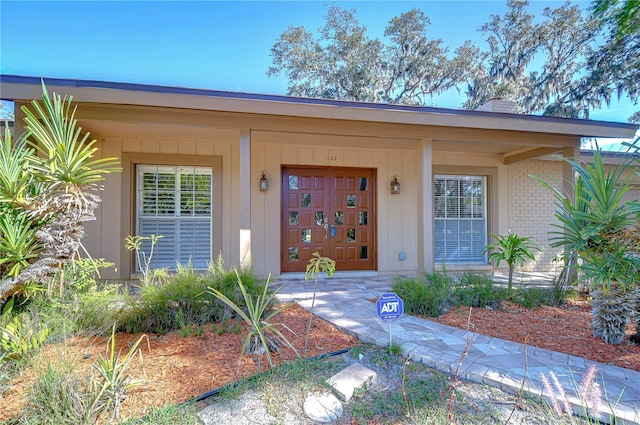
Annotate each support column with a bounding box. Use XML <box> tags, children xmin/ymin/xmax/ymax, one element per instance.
<box><xmin>562</xmin><ymin>145</ymin><xmax>580</xmax><ymax>199</ymax></box>
<box><xmin>417</xmin><ymin>139</ymin><xmax>434</xmax><ymax>272</ymax></box>
<box><xmin>12</xmin><ymin>101</ymin><xmax>27</xmax><ymax>137</ymax></box>
<box><xmin>562</xmin><ymin>144</ymin><xmax>580</xmax><ymax>278</ymax></box>
<box><xmin>239</xmin><ymin>129</ymin><xmax>252</xmax><ymax>268</ymax></box>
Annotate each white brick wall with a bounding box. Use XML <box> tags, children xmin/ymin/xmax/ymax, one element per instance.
<box><xmin>507</xmin><ymin>159</ymin><xmax>564</xmax><ymax>272</ymax></box>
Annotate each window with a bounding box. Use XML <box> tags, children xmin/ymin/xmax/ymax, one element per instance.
<box><xmin>137</xmin><ymin>165</ymin><xmax>212</xmax><ymax>270</ymax></box>
<box><xmin>434</xmin><ymin>175</ymin><xmax>487</xmax><ymax>263</ymax></box>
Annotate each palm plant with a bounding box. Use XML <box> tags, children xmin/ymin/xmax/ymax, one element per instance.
<box><xmin>207</xmin><ymin>271</ymin><xmax>299</xmax><ymax>375</ymax></box>
<box><xmin>533</xmin><ymin>149</ymin><xmax>640</xmax><ymax>344</ymax></box>
<box><xmin>0</xmin><ymin>83</ymin><xmax>120</xmax><ymax>299</ymax></box>
<box><xmin>92</xmin><ymin>326</ymin><xmax>147</xmax><ymax>421</ymax></box>
<box><xmin>483</xmin><ymin>232</ymin><xmax>540</xmax><ymax>291</ymax></box>
<box><xmin>303</xmin><ymin>252</ymin><xmax>335</xmax><ymax>350</ymax></box>
<box><xmin>0</xmin><ymin>124</ymin><xmax>40</xmax><ymax>284</ymax></box>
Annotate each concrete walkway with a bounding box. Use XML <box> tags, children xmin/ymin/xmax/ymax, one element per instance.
<box><xmin>274</xmin><ymin>274</ymin><xmax>640</xmax><ymax>425</ymax></box>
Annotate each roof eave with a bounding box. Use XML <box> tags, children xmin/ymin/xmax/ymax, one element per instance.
<box><xmin>1</xmin><ymin>74</ymin><xmax>637</xmax><ymax>139</ymax></box>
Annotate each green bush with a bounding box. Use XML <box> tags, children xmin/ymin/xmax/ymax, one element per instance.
<box><xmin>119</xmin><ymin>261</ymin><xmax>268</xmax><ymax>334</ymax></box>
<box><xmin>75</xmin><ymin>288</ymin><xmax>124</xmax><ymax>335</ymax></box>
<box><xmin>19</xmin><ymin>363</ymin><xmax>102</xmax><ymax>425</ymax></box>
<box><xmin>509</xmin><ymin>287</ymin><xmax>561</xmax><ymax>309</ymax></box>
<box><xmin>452</xmin><ymin>272</ymin><xmax>507</xmax><ymax>308</ymax></box>
<box><xmin>15</xmin><ymin>259</ymin><xmax>122</xmax><ymax>340</ymax></box>
<box><xmin>0</xmin><ymin>309</ymin><xmax>50</xmax><ymax>364</ymax></box>
<box><xmin>57</xmin><ymin>258</ymin><xmax>115</xmax><ymax>294</ymax></box>
<box><xmin>393</xmin><ymin>270</ymin><xmax>562</xmax><ymax>318</ymax></box>
<box><xmin>22</xmin><ymin>285</ymin><xmax>123</xmax><ymax>341</ymax></box>
<box><xmin>391</xmin><ymin>271</ymin><xmax>452</xmax><ymax>317</ymax></box>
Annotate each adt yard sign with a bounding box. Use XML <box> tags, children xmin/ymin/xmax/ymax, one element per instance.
<box><xmin>377</xmin><ymin>293</ymin><xmax>404</xmax><ymax>322</ymax></box>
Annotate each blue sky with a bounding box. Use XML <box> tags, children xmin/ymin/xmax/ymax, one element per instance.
<box><xmin>1</xmin><ymin>0</ymin><xmax>637</xmax><ymax>133</ymax></box>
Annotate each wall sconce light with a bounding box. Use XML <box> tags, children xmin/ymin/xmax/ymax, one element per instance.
<box><xmin>259</xmin><ymin>172</ymin><xmax>268</xmax><ymax>192</ymax></box>
<box><xmin>390</xmin><ymin>175</ymin><xmax>400</xmax><ymax>194</ymax></box>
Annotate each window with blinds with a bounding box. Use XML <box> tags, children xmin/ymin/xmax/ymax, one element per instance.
<box><xmin>434</xmin><ymin>175</ymin><xmax>487</xmax><ymax>264</ymax></box>
<box><xmin>136</xmin><ymin>165</ymin><xmax>212</xmax><ymax>270</ymax></box>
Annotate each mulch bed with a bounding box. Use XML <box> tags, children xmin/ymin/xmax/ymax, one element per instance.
<box><xmin>432</xmin><ymin>297</ymin><xmax>640</xmax><ymax>372</ymax></box>
<box><xmin>0</xmin><ymin>304</ymin><xmax>358</xmax><ymax>423</ymax></box>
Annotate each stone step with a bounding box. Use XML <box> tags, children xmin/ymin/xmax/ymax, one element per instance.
<box><xmin>326</xmin><ymin>362</ymin><xmax>377</xmax><ymax>402</ymax></box>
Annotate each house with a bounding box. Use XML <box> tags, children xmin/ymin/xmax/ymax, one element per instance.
<box><xmin>1</xmin><ymin>75</ymin><xmax>638</xmax><ymax>279</ymax></box>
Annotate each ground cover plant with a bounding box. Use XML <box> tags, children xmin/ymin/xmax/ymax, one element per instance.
<box><xmin>2</xmin><ymin>264</ymin><xmax>639</xmax><ymax>423</ymax></box>
<box><xmin>391</xmin><ymin>269</ymin><xmax>565</xmax><ymax>319</ymax></box>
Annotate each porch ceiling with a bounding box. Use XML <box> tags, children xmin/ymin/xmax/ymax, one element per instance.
<box><xmin>73</xmin><ymin>104</ymin><xmax>578</xmax><ymax>162</ymax></box>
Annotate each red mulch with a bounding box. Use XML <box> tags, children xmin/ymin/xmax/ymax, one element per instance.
<box><xmin>432</xmin><ymin>297</ymin><xmax>640</xmax><ymax>371</ymax></box>
<box><xmin>0</xmin><ymin>304</ymin><xmax>358</xmax><ymax>423</ymax></box>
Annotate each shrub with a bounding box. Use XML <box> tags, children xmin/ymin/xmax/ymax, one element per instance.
<box><xmin>451</xmin><ymin>271</ymin><xmax>507</xmax><ymax>308</ymax></box>
<box><xmin>118</xmin><ymin>266</ymin><xmax>208</xmax><ymax>334</ymax></box>
<box><xmin>208</xmin><ymin>271</ymin><xmax>298</xmax><ymax>373</ymax></box>
<box><xmin>509</xmin><ymin>287</ymin><xmax>563</xmax><ymax>309</ymax></box>
<box><xmin>0</xmin><ymin>309</ymin><xmax>50</xmax><ymax>363</ymax></box>
<box><xmin>20</xmin><ymin>363</ymin><xmax>102</xmax><ymax>425</ymax></box>
<box><xmin>392</xmin><ymin>271</ymin><xmax>452</xmax><ymax>317</ymax></box>
<box><xmin>75</xmin><ymin>288</ymin><xmax>124</xmax><ymax>336</ymax></box>
<box><xmin>393</xmin><ymin>270</ymin><xmax>564</xmax><ymax>318</ymax></box>
<box><xmin>119</xmin><ymin>260</ymin><xmax>268</xmax><ymax>334</ymax></box>
<box><xmin>55</xmin><ymin>258</ymin><xmax>115</xmax><ymax>295</ymax></box>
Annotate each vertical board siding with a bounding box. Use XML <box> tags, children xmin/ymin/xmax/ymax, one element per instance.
<box><xmin>178</xmin><ymin>140</ymin><xmax>197</xmax><ymax>156</ymax></box>
<box><xmin>140</xmin><ymin>139</ymin><xmax>160</xmax><ymax>154</ymax></box>
<box><xmin>215</xmin><ymin>142</ymin><xmax>236</xmax><ymax>266</ymax></box>
<box><xmin>98</xmin><ymin>137</ymin><xmax>123</xmax><ymax>279</ymax></box>
<box><xmin>251</xmin><ymin>135</ymin><xmax>419</xmax><ymax>276</ymax></box>
<box><xmin>159</xmin><ymin>140</ymin><xmax>179</xmax><ymax>155</ymax></box>
<box><xmin>87</xmin><ymin>136</ymin><xmax>237</xmax><ymax>279</ymax></box>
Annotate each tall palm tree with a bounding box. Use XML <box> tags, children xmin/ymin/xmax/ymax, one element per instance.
<box><xmin>0</xmin><ymin>83</ymin><xmax>120</xmax><ymax>299</ymax></box>
<box><xmin>534</xmin><ymin>149</ymin><xmax>640</xmax><ymax>344</ymax></box>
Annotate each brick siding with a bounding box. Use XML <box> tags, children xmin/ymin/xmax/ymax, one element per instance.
<box><xmin>507</xmin><ymin>159</ymin><xmax>564</xmax><ymax>273</ymax></box>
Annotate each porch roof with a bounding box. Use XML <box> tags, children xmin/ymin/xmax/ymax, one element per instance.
<box><xmin>2</xmin><ymin>74</ymin><xmax>637</xmax><ymax>140</ymax></box>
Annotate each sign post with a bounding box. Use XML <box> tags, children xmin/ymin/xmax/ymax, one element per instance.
<box><xmin>376</xmin><ymin>293</ymin><xmax>404</xmax><ymax>350</ymax></box>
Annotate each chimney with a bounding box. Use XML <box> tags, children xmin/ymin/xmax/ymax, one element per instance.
<box><xmin>476</xmin><ymin>98</ymin><xmax>520</xmax><ymax>114</ymax></box>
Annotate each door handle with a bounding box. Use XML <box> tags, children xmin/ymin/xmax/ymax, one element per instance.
<box><xmin>323</xmin><ymin>223</ymin><xmax>328</xmax><ymax>239</ymax></box>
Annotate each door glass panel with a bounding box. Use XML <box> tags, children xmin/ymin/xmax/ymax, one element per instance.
<box><xmin>288</xmin><ymin>247</ymin><xmax>299</xmax><ymax>260</ymax></box>
<box><xmin>288</xmin><ymin>211</ymin><xmax>299</xmax><ymax>225</ymax></box>
<box><xmin>288</xmin><ymin>175</ymin><xmax>298</xmax><ymax>190</ymax></box>
<box><xmin>301</xmin><ymin>229</ymin><xmax>311</xmax><ymax>243</ymax></box>
<box><xmin>359</xmin><ymin>246</ymin><xmax>368</xmax><ymax>259</ymax></box>
<box><xmin>334</xmin><ymin>211</ymin><xmax>344</xmax><ymax>225</ymax></box>
<box><xmin>359</xmin><ymin>212</ymin><xmax>368</xmax><ymax>225</ymax></box>
<box><xmin>347</xmin><ymin>228</ymin><xmax>356</xmax><ymax>242</ymax></box>
<box><xmin>301</xmin><ymin>193</ymin><xmax>311</xmax><ymax>207</ymax></box>
<box><xmin>359</xmin><ymin>177</ymin><xmax>368</xmax><ymax>191</ymax></box>
<box><xmin>314</xmin><ymin>211</ymin><xmax>324</xmax><ymax>225</ymax></box>
<box><xmin>346</xmin><ymin>194</ymin><xmax>356</xmax><ymax>208</ymax></box>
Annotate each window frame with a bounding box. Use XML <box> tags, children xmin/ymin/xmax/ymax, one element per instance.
<box><xmin>432</xmin><ymin>166</ymin><xmax>497</xmax><ymax>266</ymax></box>
<box><xmin>136</xmin><ymin>164</ymin><xmax>213</xmax><ymax>271</ymax></box>
<box><xmin>120</xmin><ymin>153</ymin><xmax>222</xmax><ymax>278</ymax></box>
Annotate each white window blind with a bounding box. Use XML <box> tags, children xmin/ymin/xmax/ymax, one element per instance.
<box><xmin>434</xmin><ymin>175</ymin><xmax>487</xmax><ymax>263</ymax></box>
<box><xmin>136</xmin><ymin>165</ymin><xmax>212</xmax><ymax>270</ymax></box>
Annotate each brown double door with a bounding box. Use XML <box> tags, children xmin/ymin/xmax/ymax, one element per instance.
<box><xmin>281</xmin><ymin>167</ymin><xmax>376</xmax><ymax>272</ymax></box>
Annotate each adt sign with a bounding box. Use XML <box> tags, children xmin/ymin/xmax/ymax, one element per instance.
<box><xmin>376</xmin><ymin>293</ymin><xmax>404</xmax><ymax>322</ymax></box>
